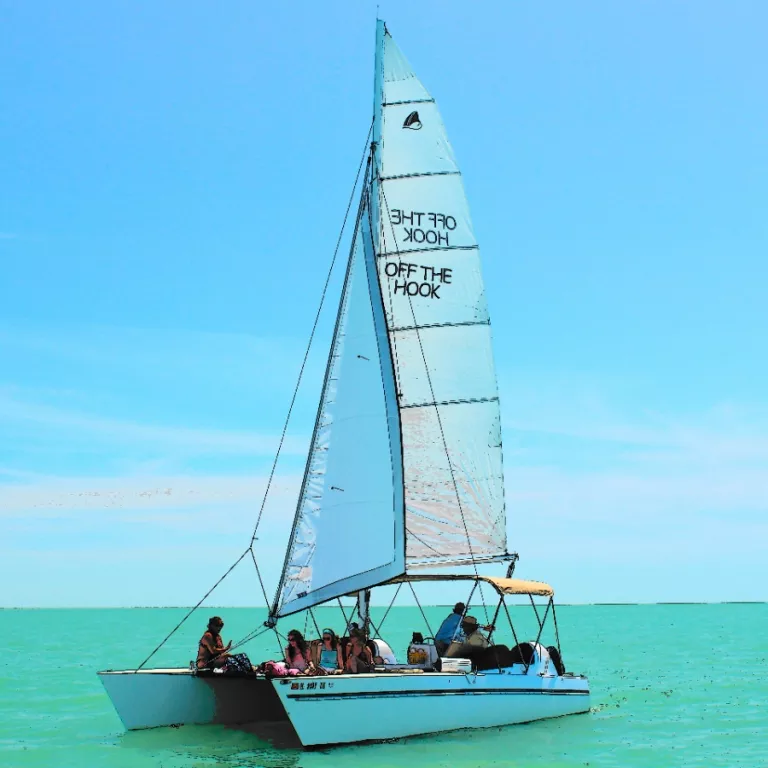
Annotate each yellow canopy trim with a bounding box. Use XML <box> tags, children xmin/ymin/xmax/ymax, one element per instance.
<box><xmin>387</xmin><ymin>574</ymin><xmax>554</xmax><ymax>598</ymax></box>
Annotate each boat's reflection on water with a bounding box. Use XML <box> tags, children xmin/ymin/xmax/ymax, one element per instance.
<box><xmin>116</xmin><ymin>722</ymin><xmax>304</xmax><ymax>767</ymax></box>
<box><xmin>115</xmin><ymin>711</ymin><xmax>595</xmax><ymax>767</ymax></box>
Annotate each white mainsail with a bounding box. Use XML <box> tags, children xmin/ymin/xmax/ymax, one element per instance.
<box><xmin>375</xmin><ymin>28</ymin><xmax>506</xmax><ymax>568</ymax></box>
<box><xmin>273</xmin><ymin>23</ymin><xmax>506</xmax><ymax>619</ymax></box>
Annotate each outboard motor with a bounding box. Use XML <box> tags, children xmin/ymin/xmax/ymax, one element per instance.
<box><xmin>369</xmin><ymin>638</ymin><xmax>397</xmax><ymax>665</ymax></box>
<box><xmin>547</xmin><ymin>646</ymin><xmax>566</xmax><ymax>675</ymax></box>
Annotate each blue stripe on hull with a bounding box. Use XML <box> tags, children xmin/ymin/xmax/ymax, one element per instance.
<box><xmin>289</xmin><ymin>688</ymin><xmax>589</xmax><ymax>702</ymax></box>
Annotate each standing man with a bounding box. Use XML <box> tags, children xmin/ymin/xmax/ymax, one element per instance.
<box><xmin>434</xmin><ymin>602</ymin><xmax>465</xmax><ymax>656</ymax></box>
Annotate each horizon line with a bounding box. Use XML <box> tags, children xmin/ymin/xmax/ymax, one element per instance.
<box><xmin>2</xmin><ymin>601</ymin><xmax>766</xmax><ymax>610</ymax></box>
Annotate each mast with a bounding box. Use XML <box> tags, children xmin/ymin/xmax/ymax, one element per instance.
<box><xmin>370</xmin><ymin>19</ymin><xmax>385</xmax><ymax>254</ymax></box>
<box><xmin>357</xmin><ymin>589</ymin><xmax>371</xmax><ymax>634</ymax></box>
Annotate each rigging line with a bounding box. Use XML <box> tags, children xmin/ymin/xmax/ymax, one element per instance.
<box><xmin>477</xmin><ymin>581</ymin><xmax>491</xmax><ymax>625</ymax></box>
<box><xmin>486</xmin><ymin>594</ymin><xmax>505</xmax><ymax>647</ymax></box>
<box><xmin>375</xmin><ymin>582</ymin><xmax>402</xmax><ymax>634</ymax></box>
<box><xmin>336</xmin><ymin>598</ymin><xmax>351</xmax><ymax>630</ymax></box>
<box><xmin>551</xmin><ymin>599</ymin><xmax>563</xmax><ymax>663</ymax></box>
<box><xmin>377</xmin><ymin>169</ymin><xmax>483</xmax><ymax>584</ymax></box>
<box><xmin>308</xmin><ymin>608</ymin><xmax>322</xmax><ymax>639</ymax></box>
<box><xmin>524</xmin><ymin>599</ymin><xmax>552</xmax><ymax>675</ymax></box>
<box><xmin>457</xmin><ymin>580</ymin><xmax>478</xmax><ymax>643</ymax></box>
<box><xmin>352</xmin><ymin>594</ymin><xmax>361</xmax><ymax>626</ymax></box>
<box><xmin>501</xmin><ymin>597</ymin><xmax>521</xmax><ymax>650</ymax></box>
<box><xmin>368</xmin><ymin>583</ymin><xmax>403</xmax><ymax>641</ymax></box>
<box><xmin>135</xmin><ymin>547</ymin><xmax>250</xmax><ymax>671</ymax></box>
<box><xmin>367</xmin><ymin>614</ymin><xmax>384</xmax><ymax>641</ymax></box>
<box><xmin>232</xmin><ymin>625</ymin><xmax>269</xmax><ymax>647</ymax></box>
<box><xmin>249</xmin><ymin>119</ymin><xmax>374</xmax><ymax>544</ymax></box>
<box><xmin>249</xmin><ymin>548</ymin><xmax>273</xmax><ymax>614</ymax></box>
<box><xmin>529</xmin><ymin>594</ymin><xmax>543</xmax><ymax>630</ymax></box>
<box><xmin>248</xmin><ymin>550</ymin><xmax>284</xmax><ymax>655</ymax></box>
<box><xmin>229</xmin><ymin>625</ymin><xmax>270</xmax><ymax>652</ymax></box>
<box><xmin>407</xmin><ymin>581</ymin><xmax>436</xmax><ymax>638</ymax></box>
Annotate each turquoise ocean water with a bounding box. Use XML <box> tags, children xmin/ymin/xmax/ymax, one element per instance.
<box><xmin>1</xmin><ymin>604</ymin><xmax>765</xmax><ymax>767</ymax></box>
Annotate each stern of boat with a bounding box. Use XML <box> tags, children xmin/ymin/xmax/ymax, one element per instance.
<box><xmin>98</xmin><ymin>669</ymin><xmax>288</xmax><ymax>730</ymax></box>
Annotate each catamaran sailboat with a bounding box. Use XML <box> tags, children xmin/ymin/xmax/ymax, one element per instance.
<box><xmin>99</xmin><ymin>20</ymin><xmax>590</xmax><ymax>747</ymax></box>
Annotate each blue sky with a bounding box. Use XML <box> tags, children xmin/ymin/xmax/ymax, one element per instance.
<box><xmin>2</xmin><ymin>1</ymin><xmax>767</xmax><ymax>607</ymax></box>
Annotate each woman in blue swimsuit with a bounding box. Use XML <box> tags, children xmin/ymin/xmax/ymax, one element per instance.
<box><xmin>315</xmin><ymin>628</ymin><xmax>343</xmax><ymax>673</ymax></box>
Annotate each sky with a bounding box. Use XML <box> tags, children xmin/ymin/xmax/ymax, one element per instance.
<box><xmin>2</xmin><ymin>1</ymin><xmax>767</xmax><ymax>607</ymax></box>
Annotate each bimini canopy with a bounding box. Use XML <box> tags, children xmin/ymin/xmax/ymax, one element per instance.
<box><xmin>387</xmin><ymin>574</ymin><xmax>554</xmax><ymax>597</ymax></box>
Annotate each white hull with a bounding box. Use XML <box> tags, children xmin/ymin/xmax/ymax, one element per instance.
<box><xmin>98</xmin><ymin>669</ymin><xmax>287</xmax><ymax>730</ymax></box>
<box><xmin>272</xmin><ymin>667</ymin><xmax>590</xmax><ymax>747</ymax></box>
<box><xmin>100</xmin><ymin>660</ymin><xmax>589</xmax><ymax>747</ymax></box>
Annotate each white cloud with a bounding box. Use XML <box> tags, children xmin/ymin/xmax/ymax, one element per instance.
<box><xmin>0</xmin><ymin>471</ymin><xmax>301</xmax><ymax>520</ymax></box>
<box><xmin>0</xmin><ymin>388</ymin><xmax>308</xmax><ymax>458</ymax></box>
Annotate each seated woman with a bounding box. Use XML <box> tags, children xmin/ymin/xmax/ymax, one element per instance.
<box><xmin>313</xmin><ymin>628</ymin><xmax>343</xmax><ymax>674</ymax></box>
<box><xmin>284</xmin><ymin>629</ymin><xmax>312</xmax><ymax>673</ymax></box>
<box><xmin>344</xmin><ymin>630</ymin><xmax>374</xmax><ymax>674</ymax></box>
<box><xmin>197</xmin><ymin>616</ymin><xmax>232</xmax><ymax>669</ymax></box>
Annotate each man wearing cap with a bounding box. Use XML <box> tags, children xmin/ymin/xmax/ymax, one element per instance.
<box><xmin>445</xmin><ymin>615</ymin><xmax>493</xmax><ymax>659</ymax></box>
<box><xmin>434</xmin><ymin>602</ymin><xmax>466</xmax><ymax>656</ymax></box>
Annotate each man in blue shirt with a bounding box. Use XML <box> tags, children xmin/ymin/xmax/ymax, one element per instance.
<box><xmin>434</xmin><ymin>602</ymin><xmax>466</xmax><ymax>656</ymax></box>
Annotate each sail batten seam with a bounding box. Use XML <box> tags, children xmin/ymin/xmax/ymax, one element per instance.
<box><xmin>391</xmin><ymin>320</ymin><xmax>490</xmax><ymax>333</ymax></box>
<box><xmin>383</xmin><ymin>98</ymin><xmax>435</xmax><ymax>106</ymax></box>
<box><xmin>377</xmin><ymin>245</ymin><xmax>478</xmax><ymax>258</ymax></box>
<box><xmin>400</xmin><ymin>396</ymin><xmax>499</xmax><ymax>410</ymax></box>
<box><xmin>380</xmin><ymin>171</ymin><xmax>461</xmax><ymax>181</ymax></box>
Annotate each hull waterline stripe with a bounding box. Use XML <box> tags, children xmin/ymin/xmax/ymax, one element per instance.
<box><xmin>400</xmin><ymin>396</ymin><xmax>499</xmax><ymax>411</ymax></box>
<box><xmin>380</xmin><ymin>171</ymin><xmax>461</xmax><ymax>181</ymax></box>
<box><xmin>287</xmin><ymin>688</ymin><xmax>590</xmax><ymax>702</ymax></box>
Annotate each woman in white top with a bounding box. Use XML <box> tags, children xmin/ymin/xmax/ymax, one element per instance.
<box><xmin>284</xmin><ymin>629</ymin><xmax>312</xmax><ymax>673</ymax></box>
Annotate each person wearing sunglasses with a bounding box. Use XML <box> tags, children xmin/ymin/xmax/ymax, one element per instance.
<box><xmin>313</xmin><ymin>628</ymin><xmax>343</xmax><ymax>674</ymax></box>
<box><xmin>344</xmin><ymin>629</ymin><xmax>374</xmax><ymax>674</ymax></box>
<box><xmin>284</xmin><ymin>629</ymin><xmax>311</xmax><ymax>673</ymax></box>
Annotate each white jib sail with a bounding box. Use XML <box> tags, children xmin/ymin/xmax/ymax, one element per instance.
<box><xmin>375</xmin><ymin>27</ymin><xmax>508</xmax><ymax>568</ymax></box>
<box><xmin>274</xmin><ymin>191</ymin><xmax>404</xmax><ymax>619</ymax></box>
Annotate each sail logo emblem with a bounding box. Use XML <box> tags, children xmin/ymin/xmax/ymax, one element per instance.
<box><xmin>403</xmin><ymin>111</ymin><xmax>422</xmax><ymax>130</ymax></box>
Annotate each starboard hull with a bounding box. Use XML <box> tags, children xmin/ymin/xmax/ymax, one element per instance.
<box><xmin>98</xmin><ymin>669</ymin><xmax>288</xmax><ymax>730</ymax></box>
<box><xmin>272</xmin><ymin>669</ymin><xmax>591</xmax><ymax>747</ymax></box>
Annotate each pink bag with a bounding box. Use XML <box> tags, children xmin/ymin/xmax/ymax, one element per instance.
<box><xmin>263</xmin><ymin>660</ymin><xmax>299</xmax><ymax>677</ymax></box>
